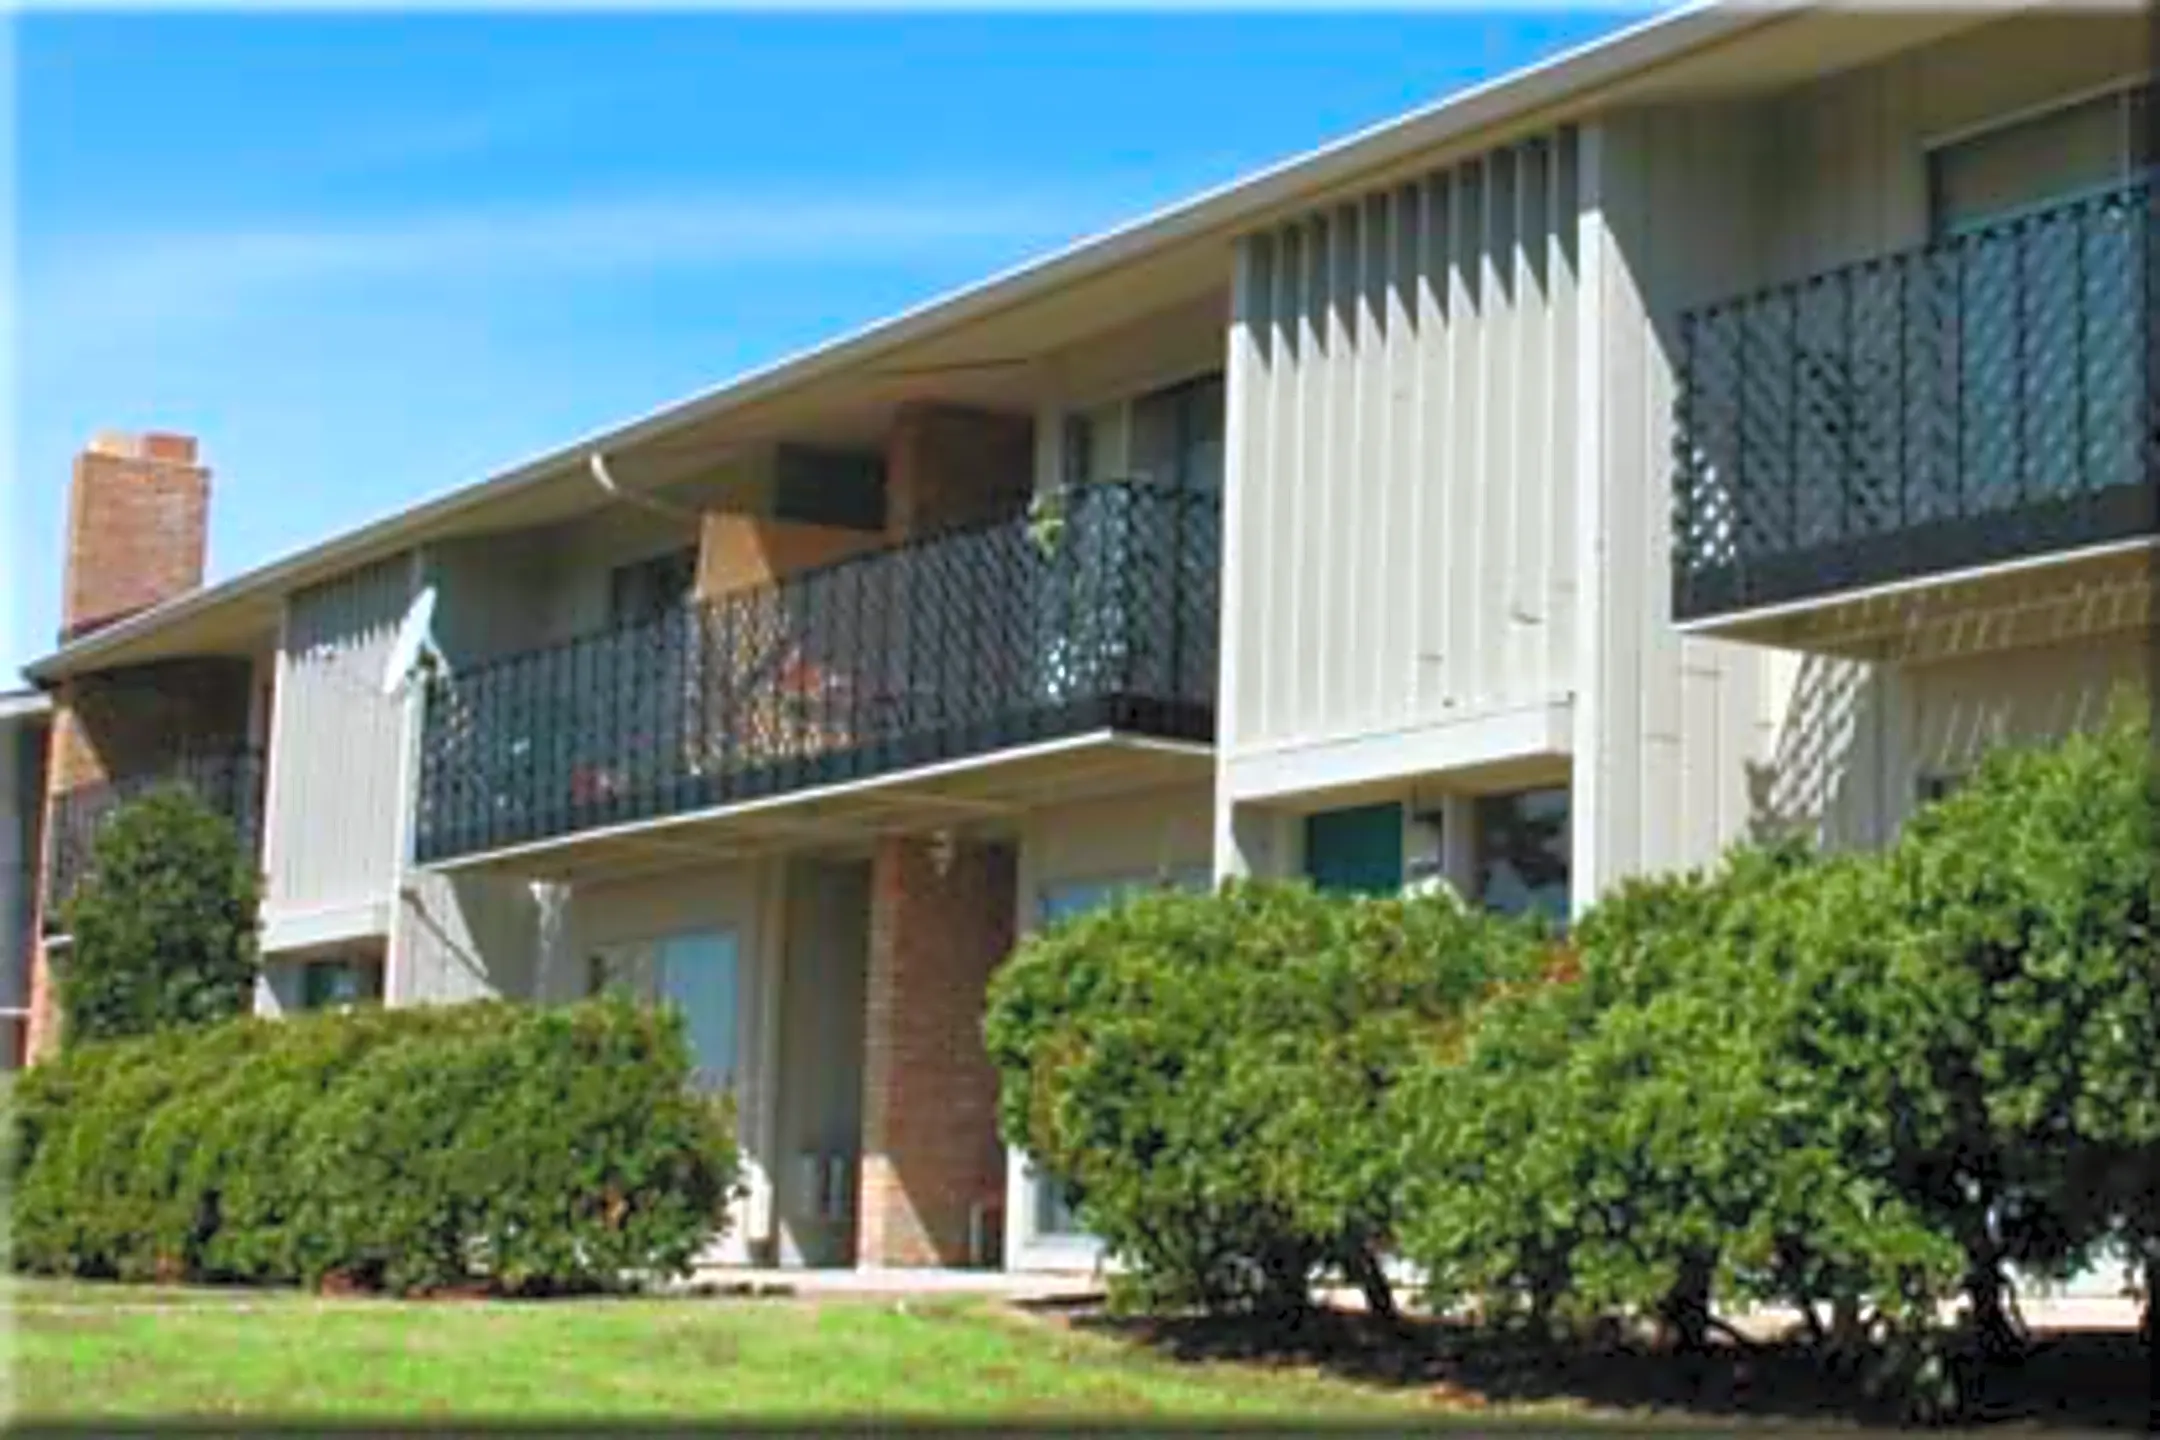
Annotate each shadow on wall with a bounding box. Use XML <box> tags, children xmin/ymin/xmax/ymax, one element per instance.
<box><xmin>397</xmin><ymin>870</ymin><xmax>544</xmax><ymax>1004</ymax></box>
<box><xmin>1745</xmin><ymin>619</ymin><xmax>2154</xmax><ymax>856</ymax></box>
<box><xmin>1748</xmin><ymin>651</ymin><xmax>1884</xmax><ymax>851</ymax></box>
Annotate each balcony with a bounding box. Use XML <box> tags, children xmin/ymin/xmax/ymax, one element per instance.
<box><xmin>414</xmin><ymin>480</ymin><xmax>1220</xmax><ymax>867</ymax></box>
<box><xmin>1673</xmin><ymin>179</ymin><xmax>2155</xmax><ymax>650</ymax></box>
<box><xmin>44</xmin><ymin>749</ymin><xmax>267</xmax><ymax>929</ymax></box>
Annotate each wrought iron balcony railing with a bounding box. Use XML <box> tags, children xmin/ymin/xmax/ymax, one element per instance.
<box><xmin>414</xmin><ymin>480</ymin><xmax>1221</xmax><ymax>862</ymax></box>
<box><xmin>1673</xmin><ymin>178</ymin><xmax>2156</xmax><ymax>621</ymax></box>
<box><xmin>43</xmin><ymin>748</ymin><xmax>268</xmax><ymax>930</ymax></box>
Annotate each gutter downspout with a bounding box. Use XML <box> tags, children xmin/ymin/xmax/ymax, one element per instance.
<box><xmin>589</xmin><ymin>449</ymin><xmax>701</xmax><ymax>523</ymax></box>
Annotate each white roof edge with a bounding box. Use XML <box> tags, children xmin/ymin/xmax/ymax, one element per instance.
<box><xmin>0</xmin><ymin>690</ymin><xmax>52</xmax><ymax>722</ymax></box>
<box><xmin>26</xmin><ymin>0</ymin><xmax>1778</xmax><ymax>686</ymax></box>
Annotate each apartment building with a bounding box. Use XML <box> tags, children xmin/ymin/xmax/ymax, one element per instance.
<box><xmin>20</xmin><ymin>2</ymin><xmax>2154</xmax><ymax>1272</ymax></box>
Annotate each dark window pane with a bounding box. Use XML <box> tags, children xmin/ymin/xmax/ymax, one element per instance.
<box><xmin>301</xmin><ymin>956</ymin><xmax>384</xmax><ymax>1011</ymax></box>
<box><xmin>608</xmin><ymin>548</ymin><xmax>698</xmax><ymax>629</ymax></box>
<box><xmin>1474</xmin><ymin>787</ymin><xmax>1571</xmax><ymax>923</ymax></box>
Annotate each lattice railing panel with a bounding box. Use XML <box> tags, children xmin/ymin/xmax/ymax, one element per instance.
<box><xmin>1674</xmin><ymin>179</ymin><xmax>2154</xmax><ymax>619</ymax></box>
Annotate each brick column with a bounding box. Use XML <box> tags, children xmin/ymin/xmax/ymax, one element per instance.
<box><xmin>856</xmin><ymin>833</ymin><xmax>1017</xmax><ymax>1267</ymax></box>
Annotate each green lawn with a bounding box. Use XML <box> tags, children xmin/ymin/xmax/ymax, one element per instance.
<box><xmin>13</xmin><ymin>1278</ymin><xmax>2138</xmax><ymax>1431</ymax></box>
<box><xmin>5</xmin><ymin>1278</ymin><xmax>1610</xmax><ymax>1427</ymax></box>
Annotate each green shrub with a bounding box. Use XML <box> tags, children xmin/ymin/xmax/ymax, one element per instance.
<box><xmin>1399</xmin><ymin>714</ymin><xmax>2160</xmax><ymax>1412</ymax></box>
<box><xmin>984</xmin><ymin>880</ymin><xmax>1539</xmax><ymax>1320</ymax></box>
<box><xmin>1886</xmin><ymin>710</ymin><xmax>2160</xmax><ymax>1351</ymax></box>
<box><xmin>1401</xmin><ymin>844</ymin><xmax>1962</xmax><ymax>1357</ymax></box>
<box><xmin>58</xmin><ymin>786</ymin><xmax>261</xmax><ymax>1047</ymax></box>
<box><xmin>13</xmin><ymin>999</ymin><xmax>738</xmax><ymax>1293</ymax></box>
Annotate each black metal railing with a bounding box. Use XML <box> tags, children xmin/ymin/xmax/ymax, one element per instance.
<box><xmin>414</xmin><ymin>480</ymin><xmax>1220</xmax><ymax>862</ymax></box>
<box><xmin>43</xmin><ymin>749</ymin><xmax>267</xmax><ymax>928</ymax></box>
<box><xmin>1674</xmin><ymin>178</ymin><xmax>2156</xmax><ymax>620</ymax></box>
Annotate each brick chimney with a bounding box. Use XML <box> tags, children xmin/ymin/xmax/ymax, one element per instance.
<box><xmin>59</xmin><ymin>431</ymin><xmax>210</xmax><ymax>642</ymax></box>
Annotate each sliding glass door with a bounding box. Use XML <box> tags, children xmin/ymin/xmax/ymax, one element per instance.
<box><xmin>590</xmin><ymin>929</ymin><xmax>741</xmax><ymax>1094</ymax></box>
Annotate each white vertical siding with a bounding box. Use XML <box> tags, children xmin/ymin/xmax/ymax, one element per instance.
<box><xmin>1227</xmin><ymin>128</ymin><xmax>1582</xmax><ymax>763</ymax></box>
<box><xmin>1577</xmin><ymin>103</ymin><xmax>1779</xmax><ymax>900</ymax></box>
<box><xmin>264</xmin><ymin>556</ymin><xmax>414</xmax><ymax>921</ymax></box>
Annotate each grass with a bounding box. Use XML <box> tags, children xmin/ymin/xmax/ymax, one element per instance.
<box><xmin>4</xmin><ymin>1278</ymin><xmax>1585</xmax><ymax>1427</ymax></box>
<box><xmin>7</xmin><ymin>1278</ymin><xmax>2145</xmax><ymax>1431</ymax></box>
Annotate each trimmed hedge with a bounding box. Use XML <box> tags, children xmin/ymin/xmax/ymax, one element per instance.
<box><xmin>984</xmin><ymin>881</ymin><xmax>1541</xmax><ymax>1319</ymax></box>
<box><xmin>13</xmin><ymin>998</ymin><xmax>738</xmax><ymax>1293</ymax></box>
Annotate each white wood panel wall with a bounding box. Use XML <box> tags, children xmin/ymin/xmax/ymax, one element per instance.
<box><xmin>1226</xmin><ymin>129</ymin><xmax>1582</xmax><ymax>763</ymax></box>
<box><xmin>1572</xmin><ymin>106</ymin><xmax>1781</xmax><ymax>904</ymax></box>
<box><xmin>263</xmin><ymin>555</ymin><xmax>415</xmax><ymax>923</ymax></box>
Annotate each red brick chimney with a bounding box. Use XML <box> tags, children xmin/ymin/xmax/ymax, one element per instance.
<box><xmin>59</xmin><ymin>431</ymin><xmax>209</xmax><ymax>642</ymax></box>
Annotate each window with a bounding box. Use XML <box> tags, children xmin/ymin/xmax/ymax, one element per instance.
<box><xmin>1474</xmin><ymin>788</ymin><xmax>1571</xmax><ymax>925</ymax></box>
<box><xmin>607</xmin><ymin>547</ymin><xmax>697</xmax><ymax>629</ymax></box>
<box><xmin>1930</xmin><ymin>84</ymin><xmax>2150</xmax><ymax>236</ymax></box>
<box><xmin>588</xmin><ymin>929</ymin><xmax>740</xmax><ymax>1093</ymax></box>
<box><xmin>300</xmin><ymin>955</ymin><xmax>384</xmax><ymax>1011</ymax></box>
<box><xmin>1063</xmin><ymin>372</ymin><xmax>1225</xmax><ymax>494</ymax></box>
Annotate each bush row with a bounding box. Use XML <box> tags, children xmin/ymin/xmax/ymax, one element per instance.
<box><xmin>985</xmin><ymin>713</ymin><xmax>2158</xmax><ymax>1409</ymax></box>
<box><xmin>13</xmin><ymin>998</ymin><xmax>739</xmax><ymax>1294</ymax></box>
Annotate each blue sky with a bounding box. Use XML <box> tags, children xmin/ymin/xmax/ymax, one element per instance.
<box><xmin>11</xmin><ymin>9</ymin><xmax>1649</xmax><ymax>680</ymax></box>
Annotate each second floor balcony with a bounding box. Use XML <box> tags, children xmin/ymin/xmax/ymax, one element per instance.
<box><xmin>414</xmin><ymin>479</ymin><xmax>1221</xmax><ymax>865</ymax></box>
<box><xmin>1673</xmin><ymin>178</ymin><xmax>2155</xmax><ymax>644</ymax></box>
<box><xmin>44</xmin><ymin>748</ymin><xmax>268</xmax><ymax>929</ymax></box>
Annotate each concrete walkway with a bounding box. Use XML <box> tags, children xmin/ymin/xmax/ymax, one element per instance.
<box><xmin>676</xmin><ymin>1265</ymin><xmax>1102</xmax><ymax>1303</ymax></box>
<box><xmin>676</xmin><ymin>1266</ymin><xmax>2143</xmax><ymax>1332</ymax></box>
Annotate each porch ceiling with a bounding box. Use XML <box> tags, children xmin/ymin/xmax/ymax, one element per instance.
<box><xmin>1678</xmin><ymin>539</ymin><xmax>2159</xmax><ymax>664</ymax></box>
<box><xmin>421</xmin><ymin>731</ymin><xmax>1212</xmax><ymax>887</ymax></box>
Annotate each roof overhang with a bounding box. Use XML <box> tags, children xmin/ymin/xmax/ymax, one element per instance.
<box><xmin>0</xmin><ymin>691</ymin><xmax>51</xmax><ymax>725</ymax></box>
<box><xmin>24</xmin><ymin>0</ymin><xmax>2044</xmax><ymax>687</ymax></box>
<box><xmin>421</xmin><ymin>729</ymin><xmax>1213</xmax><ymax>886</ymax></box>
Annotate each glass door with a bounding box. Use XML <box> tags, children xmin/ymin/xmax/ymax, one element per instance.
<box><xmin>658</xmin><ymin>931</ymin><xmax>740</xmax><ymax>1095</ymax></box>
<box><xmin>590</xmin><ymin>929</ymin><xmax>741</xmax><ymax>1095</ymax></box>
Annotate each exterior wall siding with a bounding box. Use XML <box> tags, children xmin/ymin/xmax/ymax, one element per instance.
<box><xmin>263</xmin><ymin>555</ymin><xmax>414</xmax><ymax>933</ymax></box>
<box><xmin>1225</xmin><ymin>129</ymin><xmax>1582</xmax><ymax>769</ymax></box>
<box><xmin>773</xmin><ymin>859</ymin><xmax>870</xmax><ymax>1268</ymax></box>
<box><xmin>1577</xmin><ymin>108</ymin><xmax>1779</xmax><ymax>899</ymax></box>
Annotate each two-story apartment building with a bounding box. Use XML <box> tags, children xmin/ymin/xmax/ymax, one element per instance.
<box><xmin>20</xmin><ymin>1</ymin><xmax>2154</xmax><ymax>1273</ymax></box>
